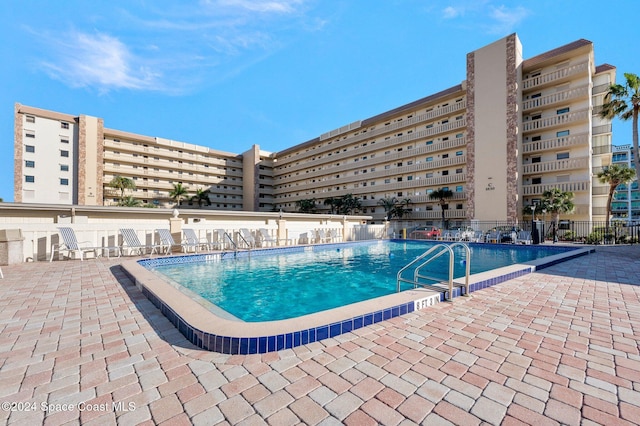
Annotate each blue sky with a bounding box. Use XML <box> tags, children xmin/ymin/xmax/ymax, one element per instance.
<box><xmin>1</xmin><ymin>0</ymin><xmax>638</xmax><ymax>202</ymax></box>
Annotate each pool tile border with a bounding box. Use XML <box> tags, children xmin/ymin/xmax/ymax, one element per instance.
<box><xmin>124</xmin><ymin>241</ymin><xmax>593</xmax><ymax>354</ymax></box>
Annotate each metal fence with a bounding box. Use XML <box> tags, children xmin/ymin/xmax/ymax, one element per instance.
<box><xmin>391</xmin><ymin>220</ymin><xmax>640</xmax><ymax>245</ymax></box>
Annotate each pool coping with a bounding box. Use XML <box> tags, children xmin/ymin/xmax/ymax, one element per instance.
<box><xmin>120</xmin><ymin>241</ymin><xmax>593</xmax><ymax>354</ymax></box>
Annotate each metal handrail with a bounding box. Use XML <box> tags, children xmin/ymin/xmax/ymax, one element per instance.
<box><xmin>396</xmin><ymin>242</ymin><xmax>471</xmax><ymax>301</ymax></box>
<box><xmin>236</xmin><ymin>232</ymin><xmax>252</xmax><ymax>251</ymax></box>
<box><xmin>223</xmin><ymin>232</ymin><xmax>237</xmax><ymax>251</ymax></box>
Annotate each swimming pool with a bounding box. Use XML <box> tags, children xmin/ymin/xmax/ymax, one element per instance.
<box><xmin>122</xmin><ymin>240</ymin><xmax>592</xmax><ymax>354</ymax></box>
<box><xmin>149</xmin><ymin>241</ymin><xmax>576</xmax><ymax>322</ymax></box>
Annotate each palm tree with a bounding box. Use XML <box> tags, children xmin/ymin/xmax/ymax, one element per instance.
<box><xmin>378</xmin><ymin>197</ymin><xmax>398</xmax><ymax>220</ymax></box>
<box><xmin>296</xmin><ymin>198</ymin><xmax>317</xmax><ymax>213</ymax></box>
<box><xmin>324</xmin><ymin>197</ymin><xmax>338</xmax><ymax>214</ymax></box>
<box><xmin>429</xmin><ymin>188</ymin><xmax>454</xmax><ymax>229</ymax></box>
<box><xmin>600</xmin><ymin>73</ymin><xmax>640</xmax><ymax>178</ymax></box>
<box><xmin>108</xmin><ymin>176</ymin><xmax>136</xmax><ymax>203</ymax></box>
<box><xmin>191</xmin><ymin>188</ymin><xmax>211</xmax><ymax>208</ymax></box>
<box><xmin>540</xmin><ymin>188</ymin><xmax>575</xmax><ymax>242</ymax></box>
<box><xmin>597</xmin><ymin>164</ymin><xmax>636</xmax><ymax>237</ymax></box>
<box><xmin>169</xmin><ymin>183</ymin><xmax>189</xmax><ymax>206</ymax></box>
<box><xmin>118</xmin><ymin>196</ymin><xmax>142</xmax><ymax>207</ymax></box>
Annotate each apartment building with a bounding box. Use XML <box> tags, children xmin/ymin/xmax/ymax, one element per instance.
<box><xmin>610</xmin><ymin>145</ymin><xmax>639</xmax><ymax>222</ymax></box>
<box><xmin>13</xmin><ymin>33</ymin><xmax>615</xmax><ymax>223</ymax></box>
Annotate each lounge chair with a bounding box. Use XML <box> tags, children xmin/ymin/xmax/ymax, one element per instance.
<box><xmin>183</xmin><ymin>228</ymin><xmax>213</xmax><ymax>251</ymax></box>
<box><xmin>119</xmin><ymin>228</ymin><xmax>161</xmax><ymax>256</ymax></box>
<box><xmin>485</xmin><ymin>230</ymin><xmax>501</xmax><ymax>243</ymax></box>
<box><xmin>258</xmin><ymin>229</ymin><xmax>277</xmax><ymax>247</ymax></box>
<box><xmin>238</xmin><ymin>229</ymin><xmax>256</xmax><ymax>249</ymax></box>
<box><xmin>516</xmin><ymin>230</ymin><xmax>532</xmax><ymax>245</ymax></box>
<box><xmin>156</xmin><ymin>229</ymin><xmax>198</xmax><ymax>254</ymax></box>
<box><xmin>50</xmin><ymin>227</ymin><xmax>101</xmax><ymax>261</ymax></box>
<box><xmin>329</xmin><ymin>229</ymin><xmax>342</xmax><ymax>243</ymax></box>
<box><xmin>317</xmin><ymin>229</ymin><xmax>332</xmax><ymax>243</ymax></box>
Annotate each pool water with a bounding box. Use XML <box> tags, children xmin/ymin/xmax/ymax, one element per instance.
<box><xmin>150</xmin><ymin>241</ymin><xmax>572</xmax><ymax>322</ymax></box>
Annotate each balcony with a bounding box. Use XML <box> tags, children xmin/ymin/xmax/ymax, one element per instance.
<box><xmin>522</xmin><ymin>61</ymin><xmax>589</xmax><ymax>91</ymax></box>
<box><xmin>410</xmin><ymin>209</ymin><xmax>467</xmax><ymax>220</ymax></box>
<box><xmin>522</xmin><ymin>180</ymin><xmax>590</xmax><ymax>196</ymax></box>
<box><xmin>522</xmin><ymin>109</ymin><xmax>589</xmax><ymax>133</ymax></box>
<box><xmin>522</xmin><ymin>85</ymin><xmax>589</xmax><ymax>111</ymax></box>
<box><xmin>522</xmin><ymin>156</ymin><xmax>589</xmax><ymax>175</ymax></box>
<box><xmin>522</xmin><ymin>132</ymin><xmax>588</xmax><ymax>154</ymax></box>
<box><xmin>593</xmin><ymin>124</ymin><xmax>612</xmax><ymax>136</ymax></box>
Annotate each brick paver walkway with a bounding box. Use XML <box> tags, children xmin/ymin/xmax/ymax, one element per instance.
<box><xmin>0</xmin><ymin>245</ymin><xmax>639</xmax><ymax>425</ymax></box>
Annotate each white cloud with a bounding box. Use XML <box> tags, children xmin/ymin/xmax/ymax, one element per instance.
<box><xmin>442</xmin><ymin>6</ymin><xmax>462</xmax><ymax>19</ymax></box>
<box><xmin>215</xmin><ymin>0</ymin><xmax>304</xmax><ymax>14</ymax></box>
<box><xmin>39</xmin><ymin>31</ymin><xmax>163</xmax><ymax>93</ymax></box>
<box><xmin>487</xmin><ymin>5</ymin><xmax>529</xmax><ymax>34</ymax></box>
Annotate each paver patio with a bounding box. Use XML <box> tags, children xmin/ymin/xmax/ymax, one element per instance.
<box><xmin>0</xmin><ymin>245</ymin><xmax>639</xmax><ymax>425</ymax></box>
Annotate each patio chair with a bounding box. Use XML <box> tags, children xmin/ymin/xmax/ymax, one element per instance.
<box><xmin>156</xmin><ymin>229</ymin><xmax>198</xmax><ymax>255</ymax></box>
<box><xmin>215</xmin><ymin>229</ymin><xmax>234</xmax><ymax>250</ymax></box>
<box><xmin>258</xmin><ymin>229</ymin><xmax>277</xmax><ymax>247</ymax></box>
<box><xmin>183</xmin><ymin>228</ymin><xmax>213</xmax><ymax>251</ymax></box>
<box><xmin>119</xmin><ymin>229</ymin><xmax>161</xmax><ymax>256</ymax></box>
<box><xmin>485</xmin><ymin>230</ymin><xmax>501</xmax><ymax>244</ymax></box>
<box><xmin>50</xmin><ymin>227</ymin><xmax>101</xmax><ymax>262</ymax></box>
<box><xmin>238</xmin><ymin>229</ymin><xmax>256</xmax><ymax>249</ymax></box>
<box><xmin>317</xmin><ymin>229</ymin><xmax>332</xmax><ymax>243</ymax></box>
<box><xmin>329</xmin><ymin>229</ymin><xmax>342</xmax><ymax>243</ymax></box>
<box><xmin>516</xmin><ymin>230</ymin><xmax>532</xmax><ymax>245</ymax></box>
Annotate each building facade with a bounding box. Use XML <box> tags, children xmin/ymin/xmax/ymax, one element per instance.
<box><xmin>14</xmin><ymin>34</ymin><xmax>616</xmax><ymax>223</ymax></box>
<box><xmin>610</xmin><ymin>145</ymin><xmax>639</xmax><ymax>222</ymax></box>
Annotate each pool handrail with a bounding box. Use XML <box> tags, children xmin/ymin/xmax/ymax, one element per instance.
<box><xmin>396</xmin><ymin>242</ymin><xmax>471</xmax><ymax>301</ymax></box>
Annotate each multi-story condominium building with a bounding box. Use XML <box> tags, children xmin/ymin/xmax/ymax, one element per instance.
<box><xmin>610</xmin><ymin>145</ymin><xmax>639</xmax><ymax>222</ymax></box>
<box><xmin>13</xmin><ymin>33</ymin><xmax>615</xmax><ymax>224</ymax></box>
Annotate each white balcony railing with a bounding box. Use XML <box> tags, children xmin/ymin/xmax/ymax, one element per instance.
<box><xmin>522</xmin><ymin>61</ymin><xmax>589</xmax><ymax>90</ymax></box>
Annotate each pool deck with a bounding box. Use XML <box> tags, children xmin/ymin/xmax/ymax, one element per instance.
<box><xmin>0</xmin><ymin>244</ymin><xmax>639</xmax><ymax>425</ymax></box>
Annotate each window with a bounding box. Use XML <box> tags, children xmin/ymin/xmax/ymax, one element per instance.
<box><xmin>26</xmin><ymin>115</ymin><xmax>35</xmax><ymax>123</ymax></box>
<box><xmin>456</xmin><ymin>168</ymin><xmax>463</xmax><ymax>174</ymax></box>
<box><xmin>531</xmin><ymin>135</ymin><xmax>542</xmax><ymax>142</ymax></box>
<box><xmin>25</xmin><ymin>160</ymin><xmax>35</xmax><ymax>168</ymax></box>
<box><xmin>60</xmin><ymin>150</ymin><xmax>69</xmax><ymax>157</ymax></box>
<box><xmin>556</xmin><ymin>130</ymin><xmax>570</xmax><ymax>137</ymax></box>
<box><xmin>61</xmin><ymin>122</ymin><xmax>69</xmax><ymax>129</ymax></box>
<box><xmin>407</xmin><ymin>176</ymin><xmax>413</xmax><ymax>181</ymax></box>
<box><xmin>25</xmin><ymin>175</ymin><xmax>35</xmax><ymax>183</ymax></box>
<box><xmin>532</xmin><ymin>177</ymin><xmax>542</xmax><ymax>184</ymax></box>
<box><xmin>556</xmin><ymin>152</ymin><xmax>570</xmax><ymax>160</ymax></box>
<box><xmin>60</xmin><ymin>178</ymin><xmax>69</xmax><ymax>186</ymax></box>
<box><xmin>442</xmin><ymin>170</ymin><xmax>449</xmax><ymax>176</ymax></box>
<box><xmin>532</xmin><ymin>157</ymin><xmax>541</xmax><ymax>163</ymax></box>
<box><xmin>26</xmin><ymin>145</ymin><xmax>35</xmax><ymax>153</ymax></box>
<box><xmin>60</xmin><ymin>164</ymin><xmax>69</xmax><ymax>171</ymax></box>
<box><xmin>60</xmin><ymin>138</ymin><xmax>69</xmax><ymax>144</ymax></box>
<box><xmin>426</xmin><ymin>140</ymin><xmax>433</xmax><ymax>145</ymax></box>
<box><xmin>442</xmin><ymin>154</ymin><xmax>449</xmax><ymax>159</ymax></box>
<box><xmin>384</xmin><ymin>179</ymin><xmax>391</xmax><ymax>184</ymax></box>
<box><xmin>397</xmin><ymin>177</ymin><xmax>403</xmax><ymax>182</ymax></box>
<box><xmin>556</xmin><ymin>107</ymin><xmax>570</xmax><ymax>115</ymax></box>
<box><xmin>456</xmin><ymin>204</ymin><xmax>463</xmax><ymax>210</ymax></box>
<box><xmin>456</xmin><ymin>185</ymin><xmax>463</xmax><ymax>192</ymax></box>
<box><xmin>26</xmin><ymin>133</ymin><xmax>35</xmax><ymax>138</ymax></box>
<box><xmin>456</xmin><ymin>151</ymin><xmax>463</xmax><ymax>156</ymax></box>
<box><xmin>426</xmin><ymin>157</ymin><xmax>433</xmax><ymax>162</ymax></box>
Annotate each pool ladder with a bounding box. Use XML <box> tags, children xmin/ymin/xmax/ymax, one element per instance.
<box><xmin>396</xmin><ymin>243</ymin><xmax>471</xmax><ymax>301</ymax></box>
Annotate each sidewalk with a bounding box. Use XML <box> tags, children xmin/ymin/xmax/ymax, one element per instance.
<box><xmin>0</xmin><ymin>245</ymin><xmax>639</xmax><ymax>425</ymax></box>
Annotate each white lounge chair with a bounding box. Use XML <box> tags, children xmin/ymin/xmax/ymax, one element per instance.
<box><xmin>239</xmin><ymin>229</ymin><xmax>256</xmax><ymax>248</ymax></box>
<box><xmin>50</xmin><ymin>227</ymin><xmax>101</xmax><ymax>261</ymax></box>
<box><xmin>258</xmin><ymin>229</ymin><xmax>277</xmax><ymax>247</ymax></box>
<box><xmin>119</xmin><ymin>228</ymin><xmax>161</xmax><ymax>256</ymax></box>
<box><xmin>183</xmin><ymin>228</ymin><xmax>213</xmax><ymax>251</ymax></box>
<box><xmin>156</xmin><ymin>229</ymin><xmax>198</xmax><ymax>254</ymax></box>
<box><xmin>317</xmin><ymin>229</ymin><xmax>332</xmax><ymax>243</ymax></box>
<box><xmin>328</xmin><ymin>229</ymin><xmax>342</xmax><ymax>243</ymax></box>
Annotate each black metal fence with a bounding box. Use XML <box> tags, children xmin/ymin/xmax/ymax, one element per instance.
<box><xmin>439</xmin><ymin>220</ymin><xmax>640</xmax><ymax>245</ymax></box>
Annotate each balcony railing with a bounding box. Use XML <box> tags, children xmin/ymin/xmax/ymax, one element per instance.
<box><xmin>522</xmin><ymin>61</ymin><xmax>589</xmax><ymax>90</ymax></box>
<box><xmin>522</xmin><ymin>157</ymin><xmax>589</xmax><ymax>175</ymax></box>
<box><xmin>522</xmin><ymin>132</ymin><xmax>588</xmax><ymax>153</ymax></box>
<box><xmin>410</xmin><ymin>210</ymin><xmax>467</xmax><ymax>219</ymax></box>
<box><xmin>522</xmin><ymin>180</ymin><xmax>590</xmax><ymax>195</ymax></box>
<box><xmin>522</xmin><ymin>109</ymin><xmax>589</xmax><ymax>133</ymax></box>
<box><xmin>593</xmin><ymin>124</ymin><xmax>612</xmax><ymax>135</ymax></box>
<box><xmin>522</xmin><ymin>85</ymin><xmax>589</xmax><ymax>111</ymax></box>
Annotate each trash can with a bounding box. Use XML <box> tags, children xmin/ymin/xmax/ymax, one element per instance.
<box><xmin>0</xmin><ymin>229</ymin><xmax>24</xmax><ymax>265</ymax></box>
<box><xmin>402</xmin><ymin>228</ymin><xmax>407</xmax><ymax>239</ymax></box>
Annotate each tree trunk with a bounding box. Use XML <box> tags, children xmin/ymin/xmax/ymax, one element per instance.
<box><xmin>606</xmin><ymin>186</ymin><xmax>615</xmax><ymax>237</ymax></box>
<box><xmin>633</xmin><ymin>107</ymin><xmax>640</xmax><ymax>179</ymax></box>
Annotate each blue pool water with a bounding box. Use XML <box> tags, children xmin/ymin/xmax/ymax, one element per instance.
<box><xmin>150</xmin><ymin>241</ymin><xmax>574</xmax><ymax>322</ymax></box>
